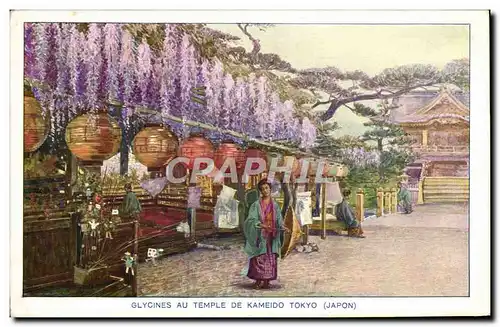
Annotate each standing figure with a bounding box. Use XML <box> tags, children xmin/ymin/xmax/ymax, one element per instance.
<box><xmin>119</xmin><ymin>183</ymin><xmax>142</xmax><ymax>219</ymax></box>
<box><xmin>122</xmin><ymin>251</ymin><xmax>136</xmax><ymax>285</ymax></box>
<box><xmin>397</xmin><ymin>182</ymin><xmax>413</xmax><ymax>214</ymax></box>
<box><xmin>335</xmin><ymin>189</ymin><xmax>365</xmax><ymax>238</ymax></box>
<box><xmin>243</xmin><ymin>179</ymin><xmax>286</xmax><ymax>290</ymax></box>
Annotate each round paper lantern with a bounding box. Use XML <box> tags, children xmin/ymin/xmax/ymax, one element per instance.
<box><xmin>178</xmin><ymin>134</ymin><xmax>214</xmax><ymax>171</ymax></box>
<box><xmin>308</xmin><ymin>160</ymin><xmax>318</xmax><ymax>176</ymax></box>
<box><xmin>65</xmin><ymin>111</ymin><xmax>122</xmax><ymax>166</ymax></box>
<box><xmin>282</xmin><ymin>155</ymin><xmax>300</xmax><ymax>177</ymax></box>
<box><xmin>308</xmin><ymin>159</ymin><xmax>330</xmax><ymax>177</ymax></box>
<box><xmin>266</xmin><ymin>152</ymin><xmax>283</xmax><ymax>171</ymax></box>
<box><xmin>327</xmin><ymin>165</ymin><xmax>338</xmax><ymax>177</ymax></box>
<box><xmin>24</xmin><ymin>87</ymin><xmax>49</xmax><ymax>153</ymax></box>
<box><xmin>244</xmin><ymin>147</ymin><xmax>267</xmax><ymax>174</ymax></box>
<box><xmin>322</xmin><ymin>162</ymin><xmax>332</xmax><ymax>177</ymax></box>
<box><xmin>214</xmin><ymin>141</ymin><xmax>246</xmax><ymax>173</ymax></box>
<box><xmin>132</xmin><ymin>124</ymin><xmax>178</xmax><ymax>172</ymax></box>
<box><xmin>293</xmin><ymin>158</ymin><xmax>304</xmax><ymax>178</ymax></box>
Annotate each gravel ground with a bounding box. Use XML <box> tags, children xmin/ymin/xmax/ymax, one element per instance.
<box><xmin>138</xmin><ymin>204</ymin><xmax>469</xmax><ymax>297</ymax></box>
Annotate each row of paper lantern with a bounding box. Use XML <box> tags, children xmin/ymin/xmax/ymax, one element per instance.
<box><xmin>24</xmin><ymin>90</ymin><xmax>348</xmax><ymax>177</ymax></box>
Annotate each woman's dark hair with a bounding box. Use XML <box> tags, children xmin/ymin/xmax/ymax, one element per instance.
<box><xmin>124</xmin><ymin>183</ymin><xmax>132</xmax><ymax>191</ymax></box>
<box><xmin>257</xmin><ymin>179</ymin><xmax>272</xmax><ymax>192</ymax></box>
<box><xmin>342</xmin><ymin>189</ymin><xmax>351</xmax><ymax>198</ymax></box>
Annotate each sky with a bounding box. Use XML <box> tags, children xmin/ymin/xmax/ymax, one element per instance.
<box><xmin>208</xmin><ymin>24</ymin><xmax>469</xmax><ymax>76</ymax></box>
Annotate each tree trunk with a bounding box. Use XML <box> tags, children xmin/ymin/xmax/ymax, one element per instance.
<box><xmin>119</xmin><ymin>124</ymin><xmax>129</xmax><ymax>176</ymax></box>
<box><xmin>281</xmin><ymin>181</ymin><xmax>291</xmax><ymax>218</ymax></box>
<box><xmin>377</xmin><ymin>138</ymin><xmax>384</xmax><ymax>182</ymax></box>
<box><xmin>66</xmin><ymin>152</ymin><xmax>77</xmax><ymax>198</ymax></box>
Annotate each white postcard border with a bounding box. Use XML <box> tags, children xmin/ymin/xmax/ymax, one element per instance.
<box><xmin>9</xmin><ymin>9</ymin><xmax>490</xmax><ymax>318</ymax></box>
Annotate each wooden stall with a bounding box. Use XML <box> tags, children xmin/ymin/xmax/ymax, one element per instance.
<box><xmin>101</xmin><ymin>176</ymin><xmax>217</xmax><ymax>262</ymax></box>
<box><xmin>23</xmin><ymin>175</ymin><xmax>76</xmax><ymax>292</ymax></box>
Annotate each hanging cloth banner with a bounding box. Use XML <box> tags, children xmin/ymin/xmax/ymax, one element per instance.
<box><xmin>187</xmin><ymin>187</ymin><xmax>202</xmax><ymax>209</ymax></box>
<box><xmin>325</xmin><ymin>181</ymin><xmax>343</xmax><ymax>205</ymax></box>
<box><xmin>218</xmin><ymin>185</ymin><xmax>236</xmax><ymax>204</ymax></box>
<box><xmin>295</xmin><ymin>191</ymin><xmax>313</xmax><ymax>226</ymax></box>
<box><xmin>312</xmin><ymin>183</ymin><xmax>321</xmax><ymax>217</ymax></box>
<box><xmin>140</xmin><ymin>177</ymin><xmax>168</xmax><ymax>198</ymax></box>
<box><xmin>214</xmin><ymin>199</ymin><xmax>240</xmax><ymax>229</ymax></box>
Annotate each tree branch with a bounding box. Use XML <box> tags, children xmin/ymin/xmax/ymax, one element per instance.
<box><xmin>311</xmin><ymin>99</ymin><xmax>335</xmax><ymax>109</ymax></box>
<box><xmin>319</xmin><ymin>81</ymin><xmax>437</xmax><ymax>121</ymax></box>
<box><xmin>237</xmin><ymin>24</ymin><xmax>255</xmax><ymax>42</ymax></box>
<box><xmin>237</xmin><ymin>23</ymin><xmax>261</xmax><ymax>64</ymax></box>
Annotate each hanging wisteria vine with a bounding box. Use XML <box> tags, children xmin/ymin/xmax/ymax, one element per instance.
<box><xmin>24</xmin><ymin>23</ymin><xmax>318</xmax><ymax>148</ymax></box>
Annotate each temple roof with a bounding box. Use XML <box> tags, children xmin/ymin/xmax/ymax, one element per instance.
<box><xmin>389</xmin><ymin>87</ymin><xmax>470</xmax><ymax>124</ymax></box>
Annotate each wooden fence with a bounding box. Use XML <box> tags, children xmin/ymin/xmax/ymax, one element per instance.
<box><xmin>23</xmin><ymin>176</ymin><xmax>76</xmax><ymax>292</ymax></box>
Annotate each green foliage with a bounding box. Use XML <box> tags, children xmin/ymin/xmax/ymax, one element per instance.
<box><xmin>441</xmin><ymin>58</ymin><xmax>470</xmax><ymax>91</ymax></box>
<box><xmin>342</xmin><ymin>166</ymin><xmax>402</xmax><ymax>209</ymax></box>
<box><xmin>73</xmin><ymin>167</ymin><xmax>147</xmax><ymax>196</ymax></box>
<box><xmin>370</xmin><ymin>64</ymin><xmax>441</xmax><ymax>88</ymax></box>
<box><xmin>24</xmin><ymin>153</ymin><xmax>64</xmax><ymax>179</ymax></box>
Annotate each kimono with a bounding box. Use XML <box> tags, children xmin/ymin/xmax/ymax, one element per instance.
<box><xmin>119</xmin><ymin>191</ymin><xmax>142</xmax><ymax>218</ymax></box>
<box><xmin>243</xmin><ymin>199</ymin><xmax>284</xmax><ymax>281</ymax></box>
<box><xmin>335</xmin><ymin>199</ymin><xmax>360</xmax><ymax>229</ymax></box>
<box><xmin>398</xmin><ymin>186</ymin><xmax>413</xmax><ymax>214</ymax></box>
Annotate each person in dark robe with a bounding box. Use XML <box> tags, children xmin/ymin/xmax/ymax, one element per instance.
<box><xmin>397</xmin><ymin>182</ymin><xmax>413</xmax><ymax>214</ymax></box>
<box><xmin>335</xmin><ymin>189</ymin><xmax>365</xmax><ymax>238</ymax></box>
<box><xmin>242</xmin><ymin>179</ymin><xmax>287</xmax><ymax>289</ymax></box>
<box><xmin>119</xmin><ymin>183</ymin><xmax>142</xmax><ymax>219</ymax></box>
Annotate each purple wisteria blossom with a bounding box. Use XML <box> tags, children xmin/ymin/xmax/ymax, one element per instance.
<box><xmin>23</xmin><ymin>23</ymin><xmax>316</xmax><ymax>146</ymax></box>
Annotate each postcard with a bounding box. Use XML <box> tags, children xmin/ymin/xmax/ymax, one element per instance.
<box><xmin>10</xmin><ymin>9</ymin><xmax>490</xmax><ymax>318</ymax></box>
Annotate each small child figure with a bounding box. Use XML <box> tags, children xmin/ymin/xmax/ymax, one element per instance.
<box><xmin>104</xmin><ymin>217</ymin><xmax>114</xmax><ymax>239</ymax></box>
<box><xmin>122</xmin><ymin>252</ymin><xmax>136</xmax><ymax>276</ymax></box>
<box><xmin>122</xmin><ymin>252</ymin><xmax>137</xmax><ymax>286</ymax></box>
<box><xmin>89</xmin><ymin>219</ymin><xmax>100</xmax><ymax>237</ymax></box>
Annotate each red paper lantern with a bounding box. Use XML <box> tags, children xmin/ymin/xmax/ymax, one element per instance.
<box><xmin>267</xmin><ymin>152</ymin><xmax>283</xmax><ymax>169</ymax></box>
<box><xmin>214</xmin><ymin>140</ymin><xmax>246</xmax><ymax>173</ymax></box>
<box><xmin>65</xmin><ymin>111</ymin><xmax>122</xmax><ymax>166</ymax></box>
<box><xmin>178</xmin><ymin>134</ymin><xmax>214</xmax><ymax>171</ymax></box>
<box><xmin>292</xmin><ymin>157</ymin><xmax>306</xmax><ymax>178</ymax></box>
<box><xmin>132</xmin><ymin>124</ymin><xmax>178</xmax><ymax>172</ymax></box>
<box><xmin>24</xmin><ymin>87</ymin><xmax>49</xmax><ymax>153</ymax></box>
<box><xmin>308</xmin><ymin>159</ymin><xmax>330</xmax><ymax>177</ymax></box>
<box><xmin>323</xmin><ymin>162</ymin><xmax>331</xmax><ymax>177</ymax></box>
<box><xmin>282</xmin><ymin>155</ymin><xmax>300</xmax><ymax>177</ymax></box>
<box><xmin>244</xmin><ymin>147</ymin><xmax>267</xmax><ymax>173</ymax></box>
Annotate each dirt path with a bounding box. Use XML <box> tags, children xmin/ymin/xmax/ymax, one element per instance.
<box><xmin>138</xmin><ymin>204</ymin><xmax>469</xmax><ymax>297</ymax></box>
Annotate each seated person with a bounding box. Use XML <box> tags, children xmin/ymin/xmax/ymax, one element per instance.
<box><xmin>335</xmin><ymin>189</ymin><xmax>365</xmax><ymax>238</ymax></box>
<box><xmin>397</xmin><ymin>182</ymin><xmax>413</xmax><ymax>214</ymax></box>
<box><xmin>119</xmin><ymin>183</ymin><xmax>142</xmax><ymax>219</ymax></box>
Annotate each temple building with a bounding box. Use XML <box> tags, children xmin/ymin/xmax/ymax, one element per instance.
<box><xmin>389</xmin><ymin>87</ymin><xmax>469</xmax><ymax>204</ymax></box>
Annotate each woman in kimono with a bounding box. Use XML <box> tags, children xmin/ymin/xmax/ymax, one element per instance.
<box><xmin>397</xmin><ymin>182</ymin><xmax>413</xmax><ymax>214</ymax></box>
<box><xmin>119</xmin><ymin>183</ymin><xmax>142</xmax><ymax>219</ymax></box>
<box><xmin>243</xmin><ymin>179</ymin><xmax>287</xmax><ymax>289</ymax></box>
<box><xmin>335</xmin><ymin>189</ymin><xmax>365</xmax><ymax>238</ymax></box>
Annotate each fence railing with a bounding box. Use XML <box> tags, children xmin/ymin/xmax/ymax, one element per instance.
<box><xmin>352</xmin><ymin>187</ymin><xmax>397</xmax><ymax>222</ymax></box>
